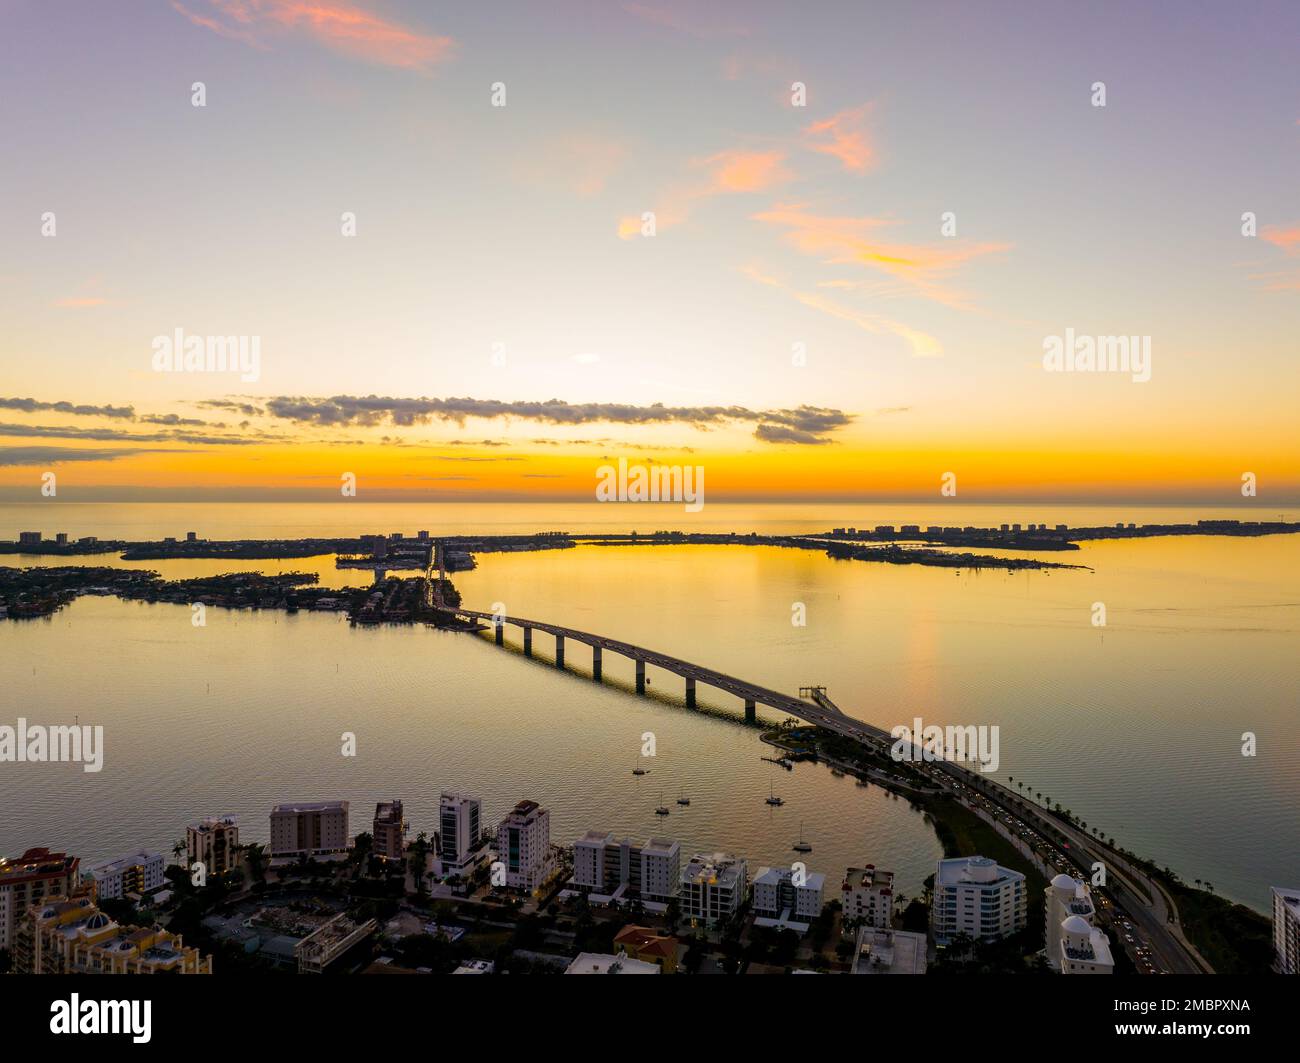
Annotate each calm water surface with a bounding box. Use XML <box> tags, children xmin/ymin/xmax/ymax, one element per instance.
<box><xmin>2</xmin><ymin>502</ymin><xmax>1297</xmax><ymax>911</ymax></box>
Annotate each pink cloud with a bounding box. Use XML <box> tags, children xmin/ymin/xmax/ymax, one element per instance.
<box><xmin>699</xmin><ymin>150</ymin><xmax>791</xmax><ymax>193</ymax></box>
<box><xmin>803</xmin><ymin>104</ymin><xmax>876</xmax><ymax>174</ymax></box>
<box><xmin>617</xmin><ymin>150</ymin><xmax>791</xmax><ymax>239</ymax></box>
<box><xmin>1261</xmin><ymin>226</ymin><xmax>1300</xmax><ymax>254</ymax></box>
<box><xmin>172</xmin><ymin>1</ymin><xmax>456</xmax><ymax>71</ymax></box>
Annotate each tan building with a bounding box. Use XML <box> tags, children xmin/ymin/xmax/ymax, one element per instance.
<box><xmin>841</xmin><ymin>865</ymin><xmax>895</xmax><ymax>934</ymax></box>
<box><xmin>372</xmin><ymin>801</ymin><xmax>407</xmax><ymax>862</ymax></box>
<box><xmin>14</xmin><ymin>894</ymin><xmax>212</xmax><ymax>974</ymax></box>
<box><xmin>0</xmin><ymin>847</ymin><xmax>80</xmax><ymax>949</ymax></box>
<box><xmin>187</xmin><ymin>815</ymin><xmax>241</xmax><ymax>878</ymax></box>
<box><xmin>270</xmin><ymin>801</ymin><xmax>350</xmax><ymax>859</ymax></box>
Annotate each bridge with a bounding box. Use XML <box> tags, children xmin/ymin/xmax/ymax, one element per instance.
<box><xmin>434</xmin><ymin>602</ymin><xmax>890</xmax><ymax>741</ymax></box>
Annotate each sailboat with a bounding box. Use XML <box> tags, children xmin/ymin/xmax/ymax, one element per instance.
<box><xmin>676</xmin><ymin>788</ymin><xmax>690</xmax><ymax>806</ymax></box>
<box><xmin>655</xmin><ymin>792</ymin><xmax>670</xmax><ymax>816</ymax></box>
<box><xmin>632</xmin><ymin>760</ymin><xmax>648</xmax><ymax>776</ymax></box>
<box><xmin>792</xmin><ymin>822</ymin><xmax>812</xmax><ymax>853</ymax></box>
<box><xmin>765</xmin><ymin>780</ymin><xmax>784</xmax><ymax>807</ymax></box>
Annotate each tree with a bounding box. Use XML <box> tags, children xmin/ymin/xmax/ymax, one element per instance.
<box><xmin>407</xmin><ymin>832</ymin><xmax>430</xmax><ymax>896</ymax></box>
<box><xmin>351</xmin><ymin>832</ymin><xmax>373</xmax><ymax>878</ymax></box>
<box><xmin>242</xmin><ymin>843</ymin><xmax>267</xmax><ymax>885</ymax></box>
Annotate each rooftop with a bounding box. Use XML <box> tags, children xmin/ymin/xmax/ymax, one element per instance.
<box><xmin>272</xmin><ymin>801</ymin><xmax>348</xmax><ymax>814</ymax></box>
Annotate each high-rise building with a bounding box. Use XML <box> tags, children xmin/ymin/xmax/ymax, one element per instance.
<box><xmin>752</xmin><ymin>866</ymin><xmax>825</xmax><ymax>930</ymax></box>
<box><xmin>841</xmin><ymin>865</ymin><xmax>895</xmax><ymax>933</ymax></box>
<box><xmin>570</xmin><ymin>831</ymin><xmax>680</xmax><ymax>905</ymax></box>
<box><xmin>84</xmin><ymin>850</ymin><xmax>165</xmax><ymax>901</ymax></box>
<box><xmin>1272</xmin><ymin>886</ymin><xmax>1300</xmax><ymax>974</ymax></box>
<box><xmin>372</xmin><ymin>801</ymin><xmax>407</xmax><ymax>862</ymax></box>
<box><xmin>14</xmin><ymin>894</ymin><xmax>212</xmax><ymax>974</ymax></box>
<box><xmin>437</xmin><ymin>792</ymin><xmax>482</xmax><ymax>875</ymax></box>
<box><xmin>679</xmin><ymin>853</ymin><xmax>747</xmax><ymax>927</ymax></box>
<box><xmin>1045</xmin><ymin>874</ymin><xmax>1113</xmax><ymax>974</ymax></box>
<box><xmin>269</xmin><ymin>801</ymin><xmax>350</xmax><ymax>860</ymax></box>
<box><xmin>0</xmin><ymin>847</ymin><xmax>80</xmax><ymax>949</ymax></box>
<box><xmin>932</xmin><ymin>856</ymin><xmax>1027</xmax><ymax>944</ymax></box>
<box><xmin>187</xmin><ymin>815</ymin><xmax>240</xmax><ymax>878</ymax></box>
<box><xmin>495</xmin><ymin>800</ymin><xmax>552</xmax><ymax>893</ymax></box>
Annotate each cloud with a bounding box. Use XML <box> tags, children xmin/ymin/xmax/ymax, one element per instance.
<box><xmin>618</xmin><ymin>150</ymin><xmax>790</xmax><ymax>238</ymax></box>
<box><xmin>751</xmin><ymin>203</ymin><xmax>1009</xmax><ymax>310</ymax></box>
<box><xmin>519</xmin><ymin>135</ymin><xmax>629</xmax><ymax>199</ymax></box>
<box><xmin>0</xmin><ymin>446</ymin><xmax>170</xmax><ymax>466</ymax></box>
<box><xmin>742</xmin><ymin>265</ymin><xmax>942</xmax><ymax>357</ymax></box>
<box><xmin>0</xmin><ymin>397</ymin><xmax>134</xmax><ymax>419</ymax></box>
<box><xmin>753</xmin><ymin>424</ymin><xmax>832</xmax><ymax>445</ymax></box>
<box><xmin>804</xmin><ymin>104</ymin><xmax>876</xmax><ymax>173</ymax></box>
<box><xmin>172</xmin><ymin>0</ymin><xmax>456</xmax><ymax>71</ymax></box>
<box><xmin>0</xmin><ymin>423</ymin><xmax>263</xmax><ymax>446</ymax></box>
<box><xmin>262</xmin><ymin>394</ymin><xmax>852</xmax><ymax>443</ymax></box>
<box><xmin>195</xmin><ymin>398</ymin><xmax>266</xmax><ymax>417</ymax></box>
<box><xmin>701</xmin><ymin>150</ymin><xmax>791</xmax><ymax>193</ymax></box>
<box><xmin>1261</xmin><ymin>226</ymin><xmax>1300</xmax><ymax>254</ymax></box>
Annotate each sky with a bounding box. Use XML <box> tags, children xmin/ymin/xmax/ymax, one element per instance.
<box><xmin>0</xmin><ymin>0</ymin><xmax>1297</xmax><ymax>503</ymax></box>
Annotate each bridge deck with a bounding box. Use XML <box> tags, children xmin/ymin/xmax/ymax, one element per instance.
<box><xmin>439</xmin><ymin>605</ymin><xmax>889</xmax><ymax>742</ymax></box>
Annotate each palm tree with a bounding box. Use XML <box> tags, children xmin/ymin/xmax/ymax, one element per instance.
<box><xmin>171</xmin><ymin>840</ymin><xmax>186</xmax><ymax>871</ymax></box>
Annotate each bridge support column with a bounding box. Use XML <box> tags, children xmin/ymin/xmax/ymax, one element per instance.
<box><xmin>555</xmin><ymin>635</ymin><xmax>564</xmax><ymax>668</ymax></box>
<box><xmin>592</xmin><ymin>646</ymin><xmax>602</xmax><ymax>681</ymax></box>
<box><xmin>523</xmin><ymin>627</ymin><xmax>532</xmax><ymax>656</ymax></box>
<box><xmin>744</xmin><ymin>698</ymin><xmax>756</xmax><ymax>723</ymax></box>
<box><xmin>635</xmin><ymin>659</ymin><xmax>646</xmax><ymax>694</ymax></box>
<box><xmin>685</xmin><ymin>677</ymin><xmax>696</xmax><ymax>708</ymax></box>
<box><xmin>494</xmin><ymin>621</ymin><xmax>504</xmax><ymax>646</ymax></box>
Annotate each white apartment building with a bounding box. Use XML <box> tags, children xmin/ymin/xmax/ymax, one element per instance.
<box><xmin>436</xmin><ymin>792</ymin><xmax>483</xmax><ymax>877</ymax></box>
<box><xmin>752</xmin><ymin>866</ymin><xmax>825</xmax><ymax>932</ymax></box>
<box><xmin>269</xmin><ymin>801</ymin><xmax>350</xmax><ymax>859</ymax></box>
<box><xmin>496</xmin><ymin>800</ymin><xmax>552</xmax><ymax>893</ymax></box>
<box><xmin>187</xmin><ymin>816</ymin><xmax>240</xmax><ymax>878</ymax></box>
<box><xmin>932</xmin><ymin>856</ymin><xmax>1027</xmax><ymax>944</ymax></box>
<box><xmin>1045</xmin><ymin>874</ymin><xmax>1113</xmax><ymax>974</ymax></box>
<box><xmin>570</xmin><ymin>832</ymin><xmax>680</xmax><ymax>906</ymax></box>
<box><xmin>1272</xmin><ymin>886</ymin><xmax>1300</xmax><ymax>974</ymax></box>
<box><xmin>84</xmin><ymin>850</ymin><xmax>165</xmax><ymax>901</ymax></box>
<box><xmin>680</xmin><ymin>853</ymin><xmax>748</xmax><ymax>927</ymax></box>
<box><xmin>841</xmin><ymin>865</ymin><xmax>895</xmax><ymax>933</ymax></box>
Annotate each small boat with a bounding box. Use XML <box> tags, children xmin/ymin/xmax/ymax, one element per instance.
<box><xmin>632</xmin><ymin>761</ymin><xmax>648</xmax><ymax>776</ymax></box>
<box><xmin>655</xmin><ymin>793</ymin><xmax>670</xmax><ymax>816</ymax></box>
<box><xmin>765</xmin><ymin>781</ymin><xmax>784</xmax><ymax>807</ymax></box>
<box><xmin>676</xmin><ymin>789</ymin><xmax>690</xmax><ymax>806</ymax></box>
<box><xmin>792</xmin><ymin>822</ymin><xmax>812</xmax><ymax>853</ymax></box>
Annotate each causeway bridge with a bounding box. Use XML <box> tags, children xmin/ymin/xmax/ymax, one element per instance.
<box><xmin>435</xmin><ymin>602</ymin><xmax>889</xmax><ymax>741</ymax></box>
